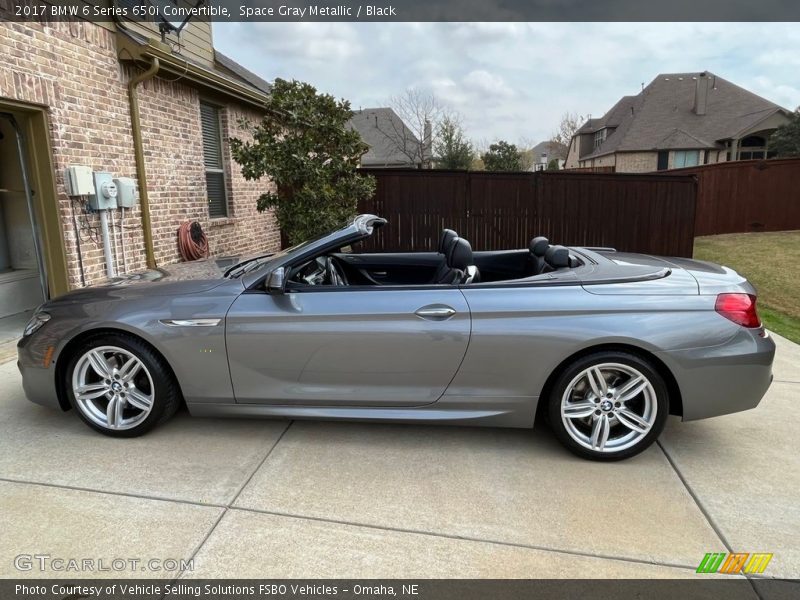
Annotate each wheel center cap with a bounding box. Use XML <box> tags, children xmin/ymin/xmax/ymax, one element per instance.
<box><xmin>600</xmin><ymin>399</ymin><xmax>613</xmax><ymax>412</ymax></box>
<box><xmin>111</xmin><ymin>381</ymin><xmax>123</xmax><ymax>393</ymax></box>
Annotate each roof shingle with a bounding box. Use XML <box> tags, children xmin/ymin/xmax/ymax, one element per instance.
<box><xmin>348</xmin><ymin>108</ymin><xmax>424</xmax><ymax>167</ymax></box>
<box><xmin>578</xmin><ymin>72</ymin><xmax>788</xmax><ymax>159</ymax></box>
<box><xmin>213</xmin><ymin>51</ymin><xmax>272</xmax><ymax>94</ymax></box>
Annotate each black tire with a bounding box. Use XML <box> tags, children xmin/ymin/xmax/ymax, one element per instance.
<box><xmin>547</xmin><ymin>351</ymin><xmax>669</xmax><ymax>461</ymax></box>
<box><xmin>64</xmin><ymin>333</ymin><xmax>181</xmax><ymax>437</ymax></box>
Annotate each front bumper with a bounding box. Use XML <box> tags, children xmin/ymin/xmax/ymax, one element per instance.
<box><xmin>17</xmin><ymin>330</ymin><xmax>64</xmax><ymax>410</ymax></box>
<box><xmin>658</xmin><ymin>327</ymin><xmax>776</xmax><ymax>421</ymax></box>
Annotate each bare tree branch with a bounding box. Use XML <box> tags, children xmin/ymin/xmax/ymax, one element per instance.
<box><xmin>376</xmin><ymin>88</ymin><xmax>445</xmax><ymax>167</ymax></box>
<box><xmin>551</xmin><ymin>112</ymin><xmax>586</xmax><ymax>147</ymax></box>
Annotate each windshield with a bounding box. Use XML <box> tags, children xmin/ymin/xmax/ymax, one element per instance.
<box><xmin>224</xmin><ymin>229</ymin><xmax>340</xmax><ymax>279</ymax></box>
<box><xmin>224</xmin><ymin>215</ymin><xmax>385</xmax><ymax>280</ymax></box>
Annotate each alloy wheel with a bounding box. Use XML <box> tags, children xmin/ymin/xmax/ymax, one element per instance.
<box><xmin>72</xmin><ymin>346</ymin><xmax>155</xmax><ymax>430</ymax></box>
<box><xmin>560</xmin><ymin>362</ymin><xmax>657</xmax><ymax>453</ymax></box>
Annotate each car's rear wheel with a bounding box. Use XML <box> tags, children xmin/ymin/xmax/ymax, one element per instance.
<box><xmin>65</xmin><ymin>334</ymin><xmax>181</xmax><ymax>437</ymax></box>
<box><xmin>547</xmin><ymin>351</ymin><xmax>669</xmax><ymax>461</ymax></box>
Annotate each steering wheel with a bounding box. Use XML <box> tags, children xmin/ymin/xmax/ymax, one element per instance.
<box><xmin>325</xmin><ymin>256</ymin><xmax>348</xmax><ymax>286</ymax></box>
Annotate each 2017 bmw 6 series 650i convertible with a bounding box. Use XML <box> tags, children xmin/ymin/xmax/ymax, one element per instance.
<box><xmin>18</xmin><ymin>215</ymin><xmax>775</xmax><ymax>460</ymax></box>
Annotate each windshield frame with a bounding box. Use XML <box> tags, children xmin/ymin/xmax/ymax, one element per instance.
<box><xmin>240</xmin><ymin>214</ymin><xmax>386</xmax><ymax>290</ymax></box>
<box><xmin>224</xmin><ymin>230</ymin><xmax>336</xmax><ymax>279</ymax></box>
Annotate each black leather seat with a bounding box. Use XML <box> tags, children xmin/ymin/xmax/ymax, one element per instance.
<box><xmin>447</xmin><ymin>238</ymin><xmax>479</xmax><ymax>284</ymax></box>
<box><xmin>438</xmin><ymin>229</ymin><xmax>458</xmax><ymax>253</ymax></box>
<box><xmin>544</xmin><ymin>245</ymin><xmax>571</xmax><ymax>271</ymax></box>
<box><xmin>430</xmin><ymin>229</ymin><xmax>459</xmax><ymax>283</ymax></box>
<box><xmin>528</xmin><ymin>236</ymin><xmax>549</xmax><ymax>275</ymax></box>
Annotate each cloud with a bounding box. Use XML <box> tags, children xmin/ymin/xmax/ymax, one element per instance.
<box><xmin>213</xmin><ymin>22</ymin><xmax>800</xmax><ymax>144</ymax></box>
<box><xmin>230</xmin><ymin>22</ymin><xmax>363</xmax><ymax>66</ymax></box>
<box><xmin>752</xmin><ymin>77</ymin><xmax>800</xmax><ymax>111</ymax></box>
<box><xmin>463</xmin><ymin>70</ymin><xmax>515</xmax><ymax>98</ymax></box>
<box><xmin>447</xmin><ymin>22</ymin><xmax>527</xmax><ymax>43</ymax></box>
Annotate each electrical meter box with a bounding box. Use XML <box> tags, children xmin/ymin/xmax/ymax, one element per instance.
<box><xmin>88</xmin><ymin>171</ymin><xmax>118</xmax><ymax>210</ymax></box>
<box><xmin>64</xmin><ymin>166</ymin><xmax>94</xmax><ymax>196</ymax></box>
<box><xmin>113</xmin><ymin>177</ymin><xmax>139</xmax><ymax>208</ymax></box>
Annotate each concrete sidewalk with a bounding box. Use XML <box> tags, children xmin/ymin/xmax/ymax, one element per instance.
<box><xmin>0</xmin><ymin>334</ymin><xmax>797</xmax><ymax>583</ymax></box>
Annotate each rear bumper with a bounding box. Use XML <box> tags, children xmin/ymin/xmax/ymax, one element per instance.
<box><xmin>657</xmin><ymin>327</ymin><xmax>776</xmax><ymax>421</ymax></box>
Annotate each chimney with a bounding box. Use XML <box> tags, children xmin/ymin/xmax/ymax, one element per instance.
<box><xmin>694</xmin><ymin>71</ymin><xmax>709</xmax><ymax>116</ymax></box>
<box><xmin>422</xmin><ymin>119</ymin><xmax>432</xmax><ymax>167</ymax></box>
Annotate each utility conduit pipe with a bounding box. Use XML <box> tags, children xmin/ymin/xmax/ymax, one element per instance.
<box><xmin>99</xmin><ymin>209</ymin><xmax>115</xmax><ymax>279</ymax></box>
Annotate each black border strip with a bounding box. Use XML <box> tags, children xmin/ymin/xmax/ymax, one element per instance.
<box><xmin>3</xmin><ymin>0</ymin><xmax>800</xmax><ymax>23</ymax></box>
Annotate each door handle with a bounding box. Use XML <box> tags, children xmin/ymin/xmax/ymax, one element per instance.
<box><xmin>415</xmin><ymin>305</ymin><xmax>456</xmax><ymax>320</ymax></box>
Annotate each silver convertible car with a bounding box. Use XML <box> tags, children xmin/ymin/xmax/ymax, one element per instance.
<box><xmin>18</xmin><ymin>215</ymin><xmax>775</xmax><ymax>460</ymax></box>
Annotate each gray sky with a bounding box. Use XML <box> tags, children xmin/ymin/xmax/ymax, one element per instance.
<box><xmin>213</xmin><ymin>22</ymin><xmax>800</xmax><ymax>145</ymax></box>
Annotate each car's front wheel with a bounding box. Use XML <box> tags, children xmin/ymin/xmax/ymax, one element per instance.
<box><xmin>65</xmin><ymin>334</ymin><xmax>181</xmax><ymax>437</ymax></box>
<box><xmin>547</xmin><ymin>351</ymin><xmax>669</xmax><ymax>461</ymax></box>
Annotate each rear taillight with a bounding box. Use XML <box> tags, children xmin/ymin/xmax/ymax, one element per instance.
<box><xmin>715</xmin><ymin>293</ymin><xmax>761</xmax><ymax>328</ymax></box>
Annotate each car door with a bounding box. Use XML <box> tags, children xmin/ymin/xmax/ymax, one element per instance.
<box><xmin>225</xmin><ymin>286</ymin><xmax>471</xmax><ymax>406</ymax></box>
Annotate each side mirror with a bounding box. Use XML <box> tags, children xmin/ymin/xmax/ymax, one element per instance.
<box><xmin>266</xmin><ymin>267</ymin><xmax>286</xmax><ymax>293</ymax></box>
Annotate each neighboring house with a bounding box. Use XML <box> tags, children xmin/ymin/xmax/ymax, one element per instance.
<box><xmin>564</xmin><ymin>72</ymin><xmax>792</xmax><ymax>172</ymax></box>
<box><xmin>0</xmin><ymin>9</ymin><xmax>281</xmax><ymax>328</ymax></box>
<box><xmin>349</xmin><ymin>107</ymin><xmax>431</xmax><ymax>168</ymax></box>
<box><xmin>529</xmin><ymin>140</ymin><xmax>567</xmax><ymax>171</ymax></box>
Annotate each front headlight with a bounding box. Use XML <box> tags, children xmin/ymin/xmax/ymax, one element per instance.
<box><xmin>23</xmin><ymin>312</ymin><xmax>51</xmax><ymax>337</ymax></box>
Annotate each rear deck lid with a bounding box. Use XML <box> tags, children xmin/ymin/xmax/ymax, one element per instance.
<box><xmin>575</xmin><ymin>250</ymin><xmax>698</xmax><ymax>295</ymax></box>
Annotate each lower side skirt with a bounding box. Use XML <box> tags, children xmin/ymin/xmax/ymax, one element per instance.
<box><xmin>186</xmin><ymin>395</ymin><xmax>538</xmax><ymax>429</ymax></box>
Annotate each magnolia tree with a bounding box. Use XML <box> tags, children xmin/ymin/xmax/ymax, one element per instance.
<box><xmin>231</xmin><ymin>79</ymin><xmax>376</xmax><ymax>245</ymax></box>
<box><xmin>481</xmin><ymin>140</ymin><xmax>523</xmax><ymax>171</ymax></box>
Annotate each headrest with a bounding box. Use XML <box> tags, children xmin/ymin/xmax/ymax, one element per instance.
<box><xmin>545</xmin><ymin>245</ymin><xmax>570</xmax><ymax>269</ymax></box>
<box><xmin>438</xmin><ymin>229</ymin><xmax>458</xmax><ymax>254</ymax></box>
<box><xmin>529</xmin><ymin>236</ymin><xmax>549</xmax><ymax>257</ymax></box>
<box><xmin>447</xmin><ymin>238</ymin><xmax>473</xmax><ymax>271</ymax></box>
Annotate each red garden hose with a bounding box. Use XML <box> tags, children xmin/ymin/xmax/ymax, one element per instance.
<box><xmin>177</xmin><ymin>221</ymin><xmax>209</xmax><ymax>261</ymax></box>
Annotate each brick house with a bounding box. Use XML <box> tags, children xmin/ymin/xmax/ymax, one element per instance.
<box><xmin>564</xmin><ymin>72</ymin><xmax>792</xmax><ymax>172</ymax></box>
<box><xmin>0</xmin><ymin>7</ymin><xmax>280</xmax><ymax>331</ymax></box>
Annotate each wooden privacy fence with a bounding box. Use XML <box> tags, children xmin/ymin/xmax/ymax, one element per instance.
<box><xmin>357</xmin><ymin>169</ymin><xmax>698</xmax><ymax>257</ymax></box>
<box><xmin>667</xmin><ymin>158</ymin><xmax>800</xmax><ymax>236</ymax></box>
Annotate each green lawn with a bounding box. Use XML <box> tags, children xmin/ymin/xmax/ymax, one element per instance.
<box><xmin>694</xmin><ymin>230</ymin><xmax>800</xmax><ymax>343</ymax></box>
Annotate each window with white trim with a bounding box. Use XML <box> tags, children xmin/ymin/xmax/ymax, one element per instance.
<box><xmin>738</xmin><ymin>136</ymin><xmax>769</xmax><ymax>160</ymax></box>
<box><xmin>673</xmin><ymin>150</ymin><xmax>700</xmax><ymax>168</ymax></box>
<box><xmin>593</xmin><ymin>129</ymin><xmax>607</xmax><ymax>149</ymax></box>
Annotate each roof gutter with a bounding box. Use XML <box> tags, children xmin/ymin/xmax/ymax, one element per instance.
<box><xmin>128</xmin><ymin>56</ymin><xmax>160</xmax><ymax>270</ymax></box>
<box><xmin>116</xmin><ymin>33</ymin><xmax>269</xmax><ymax>109</ymax></box>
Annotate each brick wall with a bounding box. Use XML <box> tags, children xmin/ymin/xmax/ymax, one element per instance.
<box><xmin>575</xmin><ymin>152</ymin><xmax>659</xmax><ymax>172</ymax></box>
<box><xmin>0</xmin><ymin>18</ymin><xmax>280</xmax><ymax>289</ymax></box>
<box><xmin>214</xmin><ymin>104</ymin><xmax>282</xmax><ymax>256</ymax></box>
<box><xmin>564</xmin><ymin>137</ymin><xmax>580</xmax><ymax>169</ymax></box>
<box><xmin>614</xmin><ymin>152</ymin><xmax>658</xmax><ymax>173</ymax></box>
<box><xmin>574</xmin><ymin>152</ymin><xmax>617</xmax><ymax>170</ymax></box>
<box><xmin>576</xmin><ymin>152</ymin><xmax>658</xmax><ymax>172</ymax></box>
<box><xmin>573</xmin><ymin>147</ymin><xmax>734</xmax><ymax>173</ymax></box>
<box><xmin>588</xmin><ymin>153</ymin><xmax>617</xmax><ymax>169</ymax></box>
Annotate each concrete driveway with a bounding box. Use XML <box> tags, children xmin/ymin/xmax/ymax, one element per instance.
<box><xmin>0</xmin><ymin>333</ymin><xmax>797</xmax><ymax>582</ymax></box>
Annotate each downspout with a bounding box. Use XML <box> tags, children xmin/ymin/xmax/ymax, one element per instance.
<box><xmin>128</xmin><ymin>58</ymin><xmax>160</xmax><ymax>269</ymax></box>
